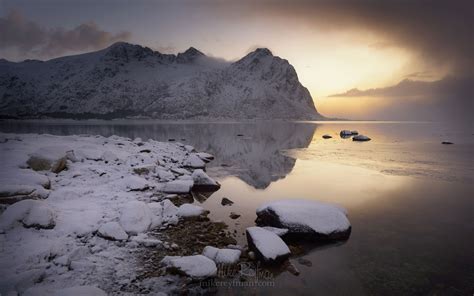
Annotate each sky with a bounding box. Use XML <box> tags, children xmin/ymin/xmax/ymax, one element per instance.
<box><xmin>0</xmin><ymin>0</ymin><xmax>472</xmax><ymax>122</ymax></box>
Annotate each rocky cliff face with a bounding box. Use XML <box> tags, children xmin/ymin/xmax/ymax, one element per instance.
<box><xmin>0</xmin><ymin>42</ymin><xmax>322</xmax><ymax>120</ymax></box>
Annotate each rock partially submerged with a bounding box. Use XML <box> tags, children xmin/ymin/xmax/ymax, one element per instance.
<box><xmin>256</xmin><ymin>199</ymin><xmax>351</xmax><ymax>240</ymax></box>
<box><xmin>202</xmin><ymin>246</ymin><xmax>241</xmax><ymax>264</ymax></box>
<box><xmin>246</xmin><ymin>226</ymin><xmax>290</xmax><ymax>264</ymax></box>
<box><xmin>221</xmin><ymin>197</ymin><xmax>234</xmax><ymax>206</ymax></box>
<box><xmin>352</xmin><ymin>135</ymin><xmax>371</xmax><ymax>142</ymax></box>
<box><xmin>161</xmin><ymin>255</ymin><xmax>217</xmax><ymax>279</ymax></box>
<box><xmin>191</xmin><ymin>169</ymin><xmax>220</xmax><ymax>192</ymax></box>
<box><xmin>340</xmin><ymin>130</ymin><xmax>353</xmax><ymax>137</ymax></box>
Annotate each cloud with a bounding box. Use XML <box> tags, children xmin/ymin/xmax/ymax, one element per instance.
<box><xmin>0</xmin><ymin>11</ymin><xmax>131</xmax><ymax>60</ymax></box>
<box><xmin>328</xmin><ymin>76</ymin><xmax>472</xmax><ymax>123</ymax></box>
<box><xmin>237</xmin><ymin>0</ymin><xmax>473</xmax><ymax>77</ymax></box>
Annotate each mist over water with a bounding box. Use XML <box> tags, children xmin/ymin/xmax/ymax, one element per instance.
<box><xmin>1</xmin><ymin>120</ymin><xmax>472</xmax><ymax>295</ymax></box>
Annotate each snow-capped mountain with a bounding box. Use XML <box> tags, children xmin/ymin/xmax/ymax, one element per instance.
<box><xmin>0</xmin><ymin>42</ymin><xmax>322</xmax><ymax>120</ymax></box>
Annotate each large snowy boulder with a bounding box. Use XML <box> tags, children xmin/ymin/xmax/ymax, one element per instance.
<box><xmin>246</xmin><ymin>226</ymin><xmax>290</xmax><ymax>264</ymax></box>
<box><xmin>119</xmin><ymin>201</ymin><xmax>152</xmax><ymax>234</ymax></box>
<box><xmin>27</xmin><ymin>146</ymin><xmax>71</xmax><ymax>173</ymax></box>
<box><xmin>191</xmin><ymin>169</ymin><xmax>220</xmax><ymax>192</ymax></box>
<box><xmin>256</xmin><ymin>199</ymin><xmax>351</xmax><ymax>240</ymax></box>
<box><xmin>161</xmin><ymin>255</ymin><xmax>217</xmax><ymax>279</ymax></box>
<box><xmin>177</xmin><ymin>204</ymin><xmax>205</xmax><ymax>218</ymax></box>
<box><xmin>98</xmin><ymin>222</ymin><xmax>128</xmax><ymax>241</ymax></box>
<box><xmin>203</xmin><ymin>246</ymin><xmax>241</xmax><ymax>264</ymax></box>
<box><xmin>0</xmin><ymin>200</ymin><xmax>55</xmax><ymax>230</ymax></box>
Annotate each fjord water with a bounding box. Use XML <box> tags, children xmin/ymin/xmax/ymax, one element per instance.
<box><xmin>1</xmin><ymin>120</ymin><xmax>472</xmax><ymax>295</ymax></box>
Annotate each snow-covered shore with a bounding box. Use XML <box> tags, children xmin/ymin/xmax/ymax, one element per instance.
<box><xmin>0</xmin><ymin>133</ymin><xmax>223</xmax><ymax>294</ymax></box>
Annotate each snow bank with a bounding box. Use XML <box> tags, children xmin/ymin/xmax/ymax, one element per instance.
<box><xmin>0</xmin><ymin>132</ymin><xmax>218</xmax><ymax>294</ymax></box>
<box><xmin>246</xmin><ymin>226</ymin><xmax>290</xmax><ymax>263</ymax></box>
<box><xmin>256</xmin><ymin>199</ymin><xmax>351</xmax><ymax>240</ymax></box>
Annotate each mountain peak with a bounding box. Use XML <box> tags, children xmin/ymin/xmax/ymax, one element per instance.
<box><xmin>252</xmin><ymin>48</ymin><xmax>273</xmax><ymax>56</ymax></box>
<box><xmin>176</xmin><ymin>47</ymin><xmax>205</xmax><ymax>63</ymax></box>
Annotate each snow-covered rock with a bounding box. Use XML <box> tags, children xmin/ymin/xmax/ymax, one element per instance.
<box><xmin>262</xmin><ymin>226</ymin><xmax>289</xmax><ymax>237</ymax></box>
<box><xmin>119</xmin><ymin>201</ymin><xmax>152</xmax><ymax>234</ymax></box>
<box><xmin>256</xmin><ymin>199</ymin><xmax>351</xmax><ymax>240</ymax></box>
<box><xmin>131</xmin><ymin>233</ymin><xmax>162</xmax><ymax>247</ymax></box>
<box><xmin>182</xmin><ymin>154</ymin><xmax>206</xmax><ymax>169</ymax></box>
<box><xmin>98</xmin><ymin>222</ymin><xmax>128</xmax><ymax>241</ymax></box>
<box><xmin>121</xmin><ymin>176</ymin><xmax>150</xmax><ymax>191</ymax></box>
<box><xmin>161</xmin><ymin>255</ymin><xmax>217</xmax><ymax>279</ymax></box>
<box><xmin>352</xmin><ymin>135</ymin><xmax>371</xmax><ymax>142</ymax></box>
<box><xmin>156</xmin><ymin>168</ymin><xmax>175</xmax><ymax>181</ymax></box>
<box><xmin>0</xmin><ymin>42</ymin><xmax>322</xmax><ymax>120</ymax></box>
<box><xmin>161</xmin><ymin>180</ymin><xmax>193</xmax><ymax>194</ymax></box>
<box><xmin>177</xmin><ymin>204</ymin><xmax>205</xmax><ymax>218</ymax></box>
<box><xmin>101</xmin><ymin>150</ymin><xmax>119</xmax><ymax>163</ymax></box>
<box><xmin>202</xmin><ymin>246</ymin><xmax>241</xmax><ymax>264</ymax></box>
<box><xmin>246</xmin><ymin>226</ymin><xmax>290</xmax><ymax>264</ymax></box>
<box><xmin>195</xmin><ymin>152</ymin><xmax>214</xmax><ymax>162</ymax></box>
<box><xmin>191</xmin><ymin>169</ymin><xmax>220</xmax><ymax>191</ymax></box>
<box><xmin>160</xmin><ymin>200</ymin><xmax>179</xmax><ymax>225</ymax></box>
<box><xmin>27</xmin><ymin>146</ymin><xmax>70</xmax><ymax>173</ymax></box>
<box><xmin>0</xmin><ymin>200</ymin><xmax>55</xmax><ymax>230</ymax></box>
<box><xmin>22</xmin><ymin>202</ymin><xmax>55</xmax><ymax>229</ymax></box>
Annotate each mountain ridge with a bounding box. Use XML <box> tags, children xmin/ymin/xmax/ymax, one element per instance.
<box><xmin>0</xmin><ymin>42</ymin><xmax>323</xmax><ymax>120</ymax></box>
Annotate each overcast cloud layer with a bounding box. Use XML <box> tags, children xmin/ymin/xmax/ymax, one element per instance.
<box><xmin>0</xmin><ymin>11</ymin><xmax>131</xmax><ymax>60</ymax></box>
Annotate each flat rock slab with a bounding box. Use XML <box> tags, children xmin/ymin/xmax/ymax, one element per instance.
<box><xmin>352</xmin><ymin>135</ymin><xmax>371</xmax><ymax>142</ymax></box>
<box><xmin>246</xmin><ymin>226</ymin><xmax>290</xmax><ymax>264</ymax></box>
<box><xmin>256</xmin><ymin>199</ymin><xmax>351</xmax><ymax>240</ymax></box>
<box><xmin>161</xmin><ymin>255</ymin><xmax>217</xmax><ymax>279</ymax></box>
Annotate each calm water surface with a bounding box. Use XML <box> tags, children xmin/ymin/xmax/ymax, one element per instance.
<box><xmin>1</xmin><ymin>120</ymin><xmax>473</xmax><ymax>295</ymax></box>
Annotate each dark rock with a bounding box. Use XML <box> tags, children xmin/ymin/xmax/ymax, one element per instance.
<box><xmin>221</xmin><ymin>197</ymin><xmax>234</xmax><ymax>206</ymax></box>
<box><xmin>229</xmin><ymin>212</ymin><xmax>240</xmax><ymax>219</ymax></box>
<box><xmin>322</xmin><ymin>134</ymin><xmax>332</xmax><ymax>139</ymax></box>
<box><xmin>139</xmin><ymin>149</ymin><xmax>151</xmax><ymax>153</ymax></box>
<box><xmin>283</xmin><ymin>260</ymin><xmax>300</xmax><ymax>276</ymax></box>
<box><xmin>168</xmin><ymin>139</ymin><xmax>176</xmax><ymax>142</ymax></box>
<box><xmin>297</xmin><ymin>258</ymin><xmax>312</xmax><ymax>267</ymax></box>
<box><xmin>352</xmin><ymin>135</ymin><xmax>371</xmax><ymax>142</ymax></box>
<box><xmin>442</xmin><ymin>141</ymin><xmax>454</xmax><ymax>145</ymax></box>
